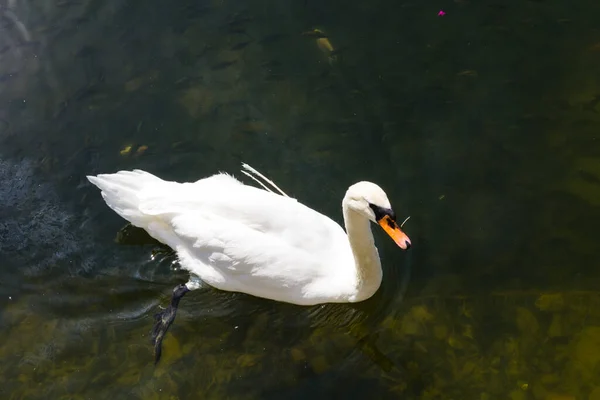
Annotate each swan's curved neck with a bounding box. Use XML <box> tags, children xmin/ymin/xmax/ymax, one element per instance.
<box><xmin>342</xmin><ymin>201</ymin><xmax>382</xmax><ymax>301</ymax></box>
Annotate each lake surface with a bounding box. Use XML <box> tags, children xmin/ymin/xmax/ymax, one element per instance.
<box><xmin>2</xmin><ymin>0</ymin><xmax>600</xmax><ymax>398</ymax></box>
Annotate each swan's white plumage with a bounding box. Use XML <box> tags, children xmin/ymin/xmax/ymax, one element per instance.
<box><xmin>88</xmin><ymin>168</ymin><xmax>369</xmax><ymax>305</ymax></box>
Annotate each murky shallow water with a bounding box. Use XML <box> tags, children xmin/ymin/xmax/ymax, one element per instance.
<box><xmin>2</xmin><ymin>0</ymin><xmax>600</xmax><ymax>398</ymax></box>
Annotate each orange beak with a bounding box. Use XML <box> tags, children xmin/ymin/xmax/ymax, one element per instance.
<box><xmin>378</xmin><ymin>215</ymin><xmax>411</xmax><ymax>250</ymax></box>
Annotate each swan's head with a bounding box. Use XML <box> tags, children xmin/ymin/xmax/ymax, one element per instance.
<box><xmin>345</xmin><ymin>181</ymin><xmax>411</xmax><ymax>250</ymax></box>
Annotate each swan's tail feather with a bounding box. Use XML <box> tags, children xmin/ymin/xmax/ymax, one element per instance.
<box><xmin>241</xmin><ymin>163</ymin><xmax>290</xmax><ymax>198</ymax></box>
<box><xmin>87</xmin><ymin>170</ymin><xmax>164</xmax><ymax>227</ymax></box>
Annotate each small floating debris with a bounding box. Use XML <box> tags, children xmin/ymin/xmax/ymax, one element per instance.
<box><xmin>302</xmin><ymin>28</ymin><xmax>337</xmax><ymax>64</ymax></box>
<box><xmin>0</xmin><ymin>72</ymin><xmax>19</xmax><ymax>83</ymax></box>
<box><xmin>135</xmin><ymin>145</ymin><xmax>148</xmax><ymax>156</ymax></box>
<box><xmin>119</xmin><ymin>144</ymin><xmax>148</xmax><ymax>157</ymax></box>
<box><xmin>119</xmin><ymin>145</ymin><xmax>133</xmax><ymax>156</ymax></box>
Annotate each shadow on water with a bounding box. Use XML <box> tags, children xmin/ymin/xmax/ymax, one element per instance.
<box><xmin>2</xmin><ymin>0</ymin><xmax>600</xmax><ymax>398</ymax></box>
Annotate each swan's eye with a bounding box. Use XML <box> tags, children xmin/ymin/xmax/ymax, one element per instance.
<box><xmin>368</xmin><ymin>203</ymin><xmax>396</xmax><ymax>222</ymax></box>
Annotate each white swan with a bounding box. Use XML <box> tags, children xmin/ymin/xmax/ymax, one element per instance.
<box><xmin>87</xmin><ymin>164</ymin><xmax>411</xmax><ymax>363</ymax></box>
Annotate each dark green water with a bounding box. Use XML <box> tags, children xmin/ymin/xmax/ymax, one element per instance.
<box><xmin>2</xmin><ymin>0</ymin><xmax>600</xmax><ymax>398</ymax></box>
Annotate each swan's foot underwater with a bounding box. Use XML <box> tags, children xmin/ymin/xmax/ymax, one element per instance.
<box><xmin>151</xmin><ymin>283</ymin><xmax>190</xmax><ymax>364</ymax></box>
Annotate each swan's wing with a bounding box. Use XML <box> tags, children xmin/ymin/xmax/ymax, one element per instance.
<box><xmin>164</xmin><ymin>208</ymin><xmax>353</xmax><ymax>305</ymax></box>
<box><xmin>169</xmin><ymin>212</ymin><xmax>324</xmax><ymax>291</ymax></box>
